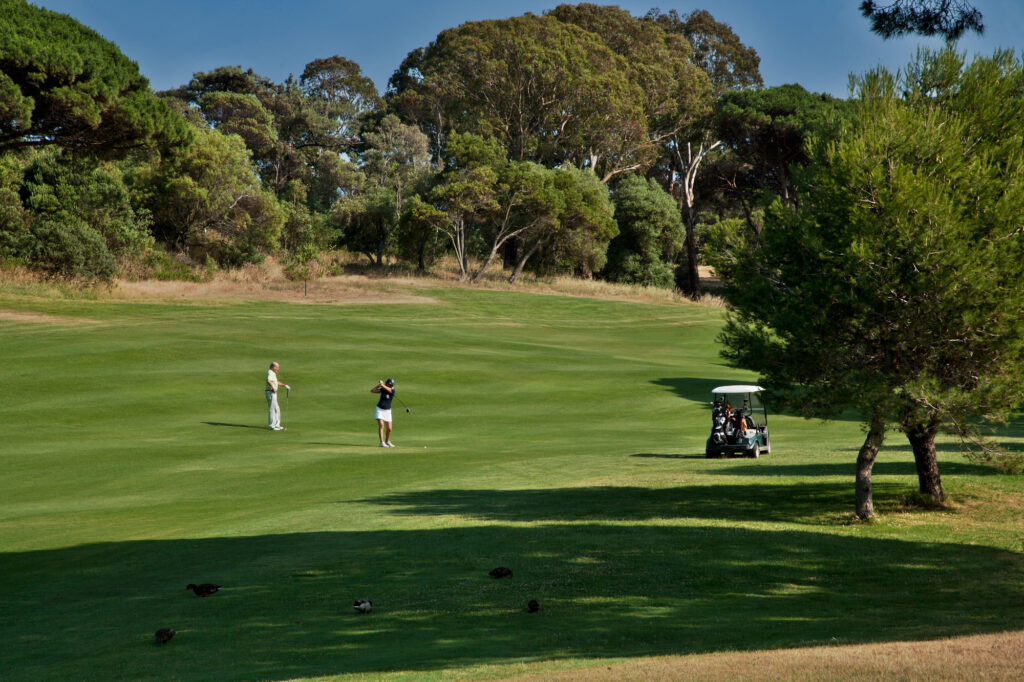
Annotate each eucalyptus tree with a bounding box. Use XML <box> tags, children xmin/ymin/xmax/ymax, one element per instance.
<box><xmin>643</xmin><ymin>8</ymin><xmax>761</xmax><ymax>297</ymax></box>
<box><xmin>719</xmin><ymin>49</ymin><xmax>1024</xmax><ymax>518</ymax></box>
<box><xmin>163</xmin><ymin>58</ymin><xmax>378</xmax><ymax>210</ymax></box>
<box><xmin>427</xmin><ymin>133</ymin><xmax>501</xmax><ymax>280</ymax></box>
<box><xmin>388</xmin><ymin>12</ymin><xmax>649</xmax><ymax>181</ymax></box>
<box><xmin>330</xmin><ymin>116</ymin><xmax>431</xmax><ymax>267</ymax></box>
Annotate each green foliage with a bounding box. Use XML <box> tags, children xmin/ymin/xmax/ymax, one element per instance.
<box><xmin>523</xmin><ymin>165</ymin><xmax>617</xmax><ymax>278</ymax></box>
<box><xmin>0</xmin><ymin>0</ymin><xmax>191</xmax><ymax>155</ymax></box>
<box><xmin>427</xmin><ymin>133</ymin><xmax>503</xmax><ymax>278</ymax></box>
<box><xmin>139</xmin><ymin>126</ymin><xmax>283</xmax><ymax>265</ymax></box>
<box><xmin>22</xmin><ymin>151</ymin><xmax>154</xmax><ymax>258</ymax></box>
<box><xmin>714</xmin><ymin>84</ymin><xmax>853</xmax><ymax>207</ymax></box>
<box><xmin>140</xmin><ymin>246</ymin><xmax>206</xmax><ymax>281</ymax></box>
<box><xmin>331</xmin><ymin>184</ymin><xmax>396</xmax><ymax>265</ymax></box>
<box><xmin>698</xmin><ymin>216</ymin><xmax>748</xmax><ymax>271</ymax></box>
<box><xmin>0</xmin><ymin>149</ymin><xmax>155</xmax><ymax>279</ymax></box>
<box><xmin>0</xmin><ymin>153</ymin><xmax>28</xmax><ymax>251</ymax></box>
<box><xmin>396</xmin><ymin>194</ymin><xmax>447</xmax><ymax>271</ymax></box>
<box><xmin>860</xmin><ymin>0</ymin><xmax>983</xmax><ymax>40</ymax></box>
<box><xmin>165</xmin><ymin>61</ymin><xmax>375</xmax><ymax>210</ymax></box>
<box><xmin>604</xmin><ymin>175</ymin><xmax>683</xmax><ymax>288</ymax></box>
<box><xmin>22</xmin><ymin>216</ymin><xmax>116</xmax><ymax>279</ymax></box>
<box><xmin>278</xmin><ymin>182</ymin><xmax>334</xmax><ymax>255</ymax></box>
<box><xmin>389</xmin><ymin>12</ymin><xmax>649</xmax><ymax>179</ymax></box>
<box><xmin>645</xmin><ymin>8</ymin><xmax>763</xmax><ymax>96</ymax></box>
<box><xmin>719</xmin><ymin>48</ymin><xmax>1024</xmax><ymax>467</ymax></box>
<box><xmin>548</xmin><ymin>4</ymin><xmax>711</xmax><ymax>164</ymax></box>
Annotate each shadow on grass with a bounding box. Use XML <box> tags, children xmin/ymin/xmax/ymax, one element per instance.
<box><xmin>631</xmin><ymin>453</ymin><xmax>706</xmax><ymax>460</ymax></box>
<box><xmin>3</xmin><ymin>486</ymin><xmax>1023</xmax><ymax>681</ymax></box>
<box><xmin>365</xmin><ymin>483</ymin><xmax>860</xmax><ymax>525</ymax></box>
<box><xmin>704</xmin><ymin>460</ymin><xmax>1001</xmax><ymax>478</ymax></box>
<box><xmin>202</xmin><ymin>421</ymin><xmax>267</xmax><ymax>430</ymax></box>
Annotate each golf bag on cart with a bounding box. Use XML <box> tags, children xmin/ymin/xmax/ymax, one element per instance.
<box><xmin>710</xmin><ymin>400</ymin><xmax>728</xmax><ymax>444</ymax></box>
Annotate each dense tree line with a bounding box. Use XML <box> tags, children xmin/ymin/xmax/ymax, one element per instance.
<box><xmin>1</xmin><ymin>0</ymin><xmax>785</xmax><ymax>286</ymax></box>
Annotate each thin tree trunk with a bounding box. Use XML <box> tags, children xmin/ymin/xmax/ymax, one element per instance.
<box><xmin>855</xmin><ymin>416</ymin><xmax>887</xmax><ymax>519</ymax></box>
<box><xmin>683</xmin><ymin>206</ymin><xmax>700</xmax><ymax>299</ymax></box>
<box><xmin>509</xmin><ymin>236</ymin><xmax>545</xmax><ymax>283</ymax></box>
<box><xmin>416</xmin><ymin>239</ymin><xmax>427</xmax><ymax>272</ymax></box>
<box><xmin>904</xmin><ymin>415</ymin><xmax>944</xmax><ymax>501</ymax></box>
<box><xmin>471</xmin><ymin>247</ymin><xmax>500</xmax><ymax>283</ymax></box>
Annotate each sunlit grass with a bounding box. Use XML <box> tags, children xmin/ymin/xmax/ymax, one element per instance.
<box><xmin>0</xmin><ymin>281</ymin><xmax>1021</xmax><ymax>681</ymax></box>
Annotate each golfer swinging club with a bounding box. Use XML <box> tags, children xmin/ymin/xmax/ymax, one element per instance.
<box><xmin>266</xmin><ymin>362</ymin><xmax>291</xmax><ymax>431</ymax></box>
<box><xmin>371</xmin><ymin>377</ymin><xmax>396</xmax><ymax>447</ymax></box>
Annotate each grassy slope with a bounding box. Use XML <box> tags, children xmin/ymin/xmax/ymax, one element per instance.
<box><xmin>0</xmin><ymin>286</ymin><xmax>1022</xmax><ymax>681</ymax></box>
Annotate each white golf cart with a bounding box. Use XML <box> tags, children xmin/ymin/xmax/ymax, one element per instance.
<box><xmin>706</xmin><ymin>385</ymin><xmax>770</xmax><ymax>458</ymax></box>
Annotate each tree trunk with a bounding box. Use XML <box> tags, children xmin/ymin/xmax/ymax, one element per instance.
<box><xmin>509</xmin><ymin>236</ymin><xmax>545</xmax><ymax>283</ymax></box>
<box><xmin>855</xmin><ymin>416</ymin><xmax>887</xmax><ymax>519</ymax></box>
<box><xmin>678</xmin><ymin>206</ymin><xmax>700</xmax><ymax>299</ymax></box>
<box><xmin>904</xmin><ymin>416</ymin><xmax>944</xmax><ymax>501</ymax></box>
<box><xmin>471</xmin><ymin>247</ymin><xmax>500</xmax><ymax>283</ymax></box>
<box><xmin>416</xmin><ymin>238</ymin><xmax>426</xmax><ymax>272</ymax></box>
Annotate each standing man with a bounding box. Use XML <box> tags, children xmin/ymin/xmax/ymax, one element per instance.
<box><xmin>371</xmin><ymin>378</ymin><xmax>396</xmax><ymax>447</ymax></box>
<box><xmin>266</xmin><ymin>362</ymin><xmax>290</xmax><ymax>430</ymax></box>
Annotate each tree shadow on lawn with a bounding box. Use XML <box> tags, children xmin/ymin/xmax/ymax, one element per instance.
<box><xmin>2</xmin><ymin>502</ymin><xmax>1022</xmax><ymax>681</ymax></box>
<box><xmin>364</xmin><ymin>483</ymin><xmax>898</xmax><ymax>526</ymax></box>
<box><xmin>703</xmin><ymin>460</ymin><xmax>1001</xmax><ymax>478</ymax></box>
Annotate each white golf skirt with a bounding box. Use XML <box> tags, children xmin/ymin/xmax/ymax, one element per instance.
<box><xmin>375</xmin><ymin>407</ymin><xmax>392</xmax><ymax>422</ymax></box>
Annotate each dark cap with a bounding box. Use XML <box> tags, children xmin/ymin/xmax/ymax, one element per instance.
<box><xmin>385</xmin><ymin>377</ymin><xmax>395</xmax><ymax>387</ymax></box>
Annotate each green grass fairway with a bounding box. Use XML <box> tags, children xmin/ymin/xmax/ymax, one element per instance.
<box><xmin>2</xmin><ymin>287</ymin><xmax>1022</xmax><ymax>681</ymax></box>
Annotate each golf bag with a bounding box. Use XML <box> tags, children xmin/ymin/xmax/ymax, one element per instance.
<box><xmin>710</xmin><ymin>400</ymin><xmax>728</xmax><ymax>445</ymax></box>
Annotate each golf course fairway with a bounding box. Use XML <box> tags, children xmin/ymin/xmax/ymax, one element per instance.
<box><xmin>2</xmin><ymin>285</ymin><xmax>1022</xmax><ymax>680</ymax></box>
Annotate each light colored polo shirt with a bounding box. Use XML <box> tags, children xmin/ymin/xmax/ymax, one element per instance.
<box><xmin>266</xmin><ymin>369</ymin><xmax>278</xmax><ymax>392</ymax></box>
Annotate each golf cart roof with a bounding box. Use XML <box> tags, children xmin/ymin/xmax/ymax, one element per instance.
<box><xmin>711</xmin><ymin>385</ymin><xmax>764</xmax><ymax>394</ymax></box>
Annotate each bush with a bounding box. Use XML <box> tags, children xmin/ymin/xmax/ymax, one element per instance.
<box><xmin>28</xmin><ymin>216</ymin><xmax>116</xmax><ymax>280</ymax></box>
<box><xmin>603</xmin><ymin>175</ymin><xmax>683</xmax><ymax>288</ymax></box>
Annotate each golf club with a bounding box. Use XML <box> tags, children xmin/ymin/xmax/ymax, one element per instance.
<box><xmin>394</xmin><ymin>395</ymin><xmax>411</xmax><ymax>413</ymax></box>
<box><xmin>284</xmin><ymin>386</ymin><xmax>289</xmax><ymax>429</ymax></box>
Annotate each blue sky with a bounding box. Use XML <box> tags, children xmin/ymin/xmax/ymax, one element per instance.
<box><xmin>35</xmin><ymin>1</ymin><xmax>1024</xmax><ymax>97</ymax></box>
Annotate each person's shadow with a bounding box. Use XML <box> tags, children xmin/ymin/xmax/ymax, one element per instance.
<box><xmin>202</xmin><ymin>421</ymin><xmax>266</xmax><ymax>429</ymax></box>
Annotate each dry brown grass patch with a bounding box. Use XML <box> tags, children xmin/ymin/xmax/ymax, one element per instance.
<box><xmin>502</xmin><ymin>629</ymin><xmax>1024</xmax><ymax>681</ymax></box>
<box><xmin>0</xmin><ymin>309</ymin><xmax>97</xmax><ymax>325</ymax></box>
<box><xmin>109</xmin><ymin>271</ymin><xmax>439</xmax><ymax>306</ymax></box>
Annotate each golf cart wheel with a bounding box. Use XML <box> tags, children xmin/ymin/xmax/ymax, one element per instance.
<box><xmin>750</xmin><ymin>443</ymin><xmax>760</xmax><ymax>459</ymax></box>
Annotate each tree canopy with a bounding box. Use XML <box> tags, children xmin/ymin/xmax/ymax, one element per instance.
<box><xmin>0</xmin><ymin>0</ymin><xmax>190</xmax><ymax>155</ymax></box>
<box><xmin>719</xmin><ymin>49</ymin><xmax>1024</xmax><ymax>517</ymax></box>
<box><xmin>388</xmin><ymin>8</ymin><xmax>712</xmax><ymax>182</ymax></box>
<box><xmin>860</xmin><ymin>1</ymin><xmax>983</xmax><ymax>40</ymax></box>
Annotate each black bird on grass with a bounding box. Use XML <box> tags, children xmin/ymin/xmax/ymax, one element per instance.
<box><xmin>353</xmin><ymin>599</ymin><xmax>373</xmax><ymax>613</ymax></box>
<box><xmin>185</xmin><ymin>583</ymin><xmax>222</xmax><ymax>597</ymax></box>
<box><xmin>489</xmin><ymin>566</ymin><xmax>513</xmax><ymax>578</ymax></box>
<box><xmin>527</xmin><ymin>599</ymin><xmax>540</xmax><ymax>613</ymax></box>
<box><xmin>154</xmin><ymin>628</ymin><xmax>175</xmax><ymax>644</ymax></box>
